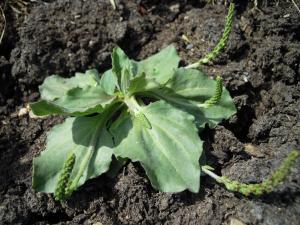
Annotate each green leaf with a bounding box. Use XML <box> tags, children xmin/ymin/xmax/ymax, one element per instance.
<box><xmin>127</xmin><ymin>73</ymin><xmax>162</xmax><ymax>95</ymax></box>
<box><xmin>32</xmin><ymin>112</ymin><xmax>115</xmax><ymax>193</ymax></box>
<box><xmin>135</xmin><ymin>45</ymin><xmax>180</xmax><ymax>84</ymax></box>
<box><xmin>100</xmin><ymin>69</ymin><xmax>118</xmax><ymax>95</ymax></box>
<box><xmin>110</xmin><ymin>45</ymin><xmax>179</xmax><ymax>94</ymax></box>
<box><xmin>40</xmin><ymin>69</ymin><xmax>100</xmax><ymax>101</ymax></box>
<box><xmin>30</xmin><ymin>86</ymin><xmax>116</xmax><ymax>116</ymax></box>
<box><xmin>111</xmin><ymin>101</ymin><xmax>203</xmax><ymax>192</ymax></box>
<box><xmin>120</xmin><ymin>67</ymin><xmax>131</xmax><ymax>93</ymax></box>
<box><xmin>30</xmin><ymin>100</ymin><xmax>72</xmax><ymax>116</ymax></box>
<box><xmin>112</xmin><ymin>47</ymin><xmax>137</xmax><ymax>86</ymax></box>
<box><xmin>166</xmin><ymin>68</ymin><xmax>216</xmax><ymax>99</ymax></box>
<box><xmin>150</xmin><ymin>68</ymin><xmax>236</xmax><ymax>128</ymax></box>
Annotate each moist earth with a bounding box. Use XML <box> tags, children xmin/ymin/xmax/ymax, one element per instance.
<box><xmin>0</xmin><ymin>0</ymin><xmax>300</xmax><ymax>224</ymax></box>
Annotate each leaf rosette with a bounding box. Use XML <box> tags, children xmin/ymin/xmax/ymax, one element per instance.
<box><xmin>31</xmin><ymin>45</ymin><xmax>236</xmax><ymax>199</ymax></box>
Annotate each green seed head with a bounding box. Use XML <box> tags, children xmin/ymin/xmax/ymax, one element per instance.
<box><xmin>203</xmin><ymin>76</ymin><xmax>223</xmax><ymax>107</ymax></box>
<box><xmin>54</xmin><ymin>152</ymin><xmax>76</xmax><ymax>201</ymax></box>
<box><xmin>219</xmin><ymin>150</ymin><xmax>299</xmax><ymax>196</ymax></box>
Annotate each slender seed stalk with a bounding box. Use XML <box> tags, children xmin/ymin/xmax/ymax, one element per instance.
<box><xmin>202</xmin><ymin>150</ymin><xmax>299</xmax><ymax>196</ymax></box>
<box><xmin>186</xmin><ymin>3</ymin><xmax>235</xmax><ymax>69</ymax></box>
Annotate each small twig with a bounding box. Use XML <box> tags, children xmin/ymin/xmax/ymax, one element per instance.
<box><xmin>251</xmin><ymin>0</ymin><xmax>264</xmax><ymax>14</ymax></box>
<box><xmin>291</xmin><ymin>0</ymin><xmax>300</xmax><ymax>14</ymax></box>
<box><xmin>0</xmin><ymin>3</ymin><xmax>6</xmax><ymax>45</ymax></box>
<box><xmin>109</xmin><ymin>0</ymin><xmax>116</xmax><ymax>10</ymax></box>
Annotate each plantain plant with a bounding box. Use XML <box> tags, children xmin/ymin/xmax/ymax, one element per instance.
<box><xmin>30</xmin><ymin>3</ymin><xmax>299</xmax><ymax>201</ymax></box>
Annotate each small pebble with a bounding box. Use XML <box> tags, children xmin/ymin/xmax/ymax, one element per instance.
<box><xmin>186</xmin><ymin>43</ymin><xmax>194</xmax><ymax>49</ymax></box>
<box><xmin>169</xmin><ymin>4</ymin><xmax>180</xmax><ymax>13</ymax></box>
<box><xmin>18</xmin><ymin>106</ymin><xmax>29</xmax><ymax>117</ymax></box>
<box><xmin>229</xmin><ymin>218</ymin><xmax>246</xmax><ymax>225</ymax></box>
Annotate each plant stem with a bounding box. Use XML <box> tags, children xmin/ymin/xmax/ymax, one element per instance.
<box><xmin>201</xmin><ymin>150</ymin><xmax>299</xmax><ymax>196</ymax></box>
<box><xmin>124</xmin><ymin>95</ymin><xmax>141</xmax><ymax>114</ymax></box>
<box><xmin>123</xmin><ymin>95</ymin><xmax>152</xmax><ymax>129</ymax></box>
<box><xmin>201</xmin><ymin>165</ymin><xmax>222</xmax><ymax>181</ymax></box>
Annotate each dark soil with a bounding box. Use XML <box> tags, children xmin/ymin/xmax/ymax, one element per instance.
<box><xmin>1</xmin><ymin>0</ymin><xmax>300</xmax><ymax>224</ymax></box>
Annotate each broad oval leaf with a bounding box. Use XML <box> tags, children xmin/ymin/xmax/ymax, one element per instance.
<box><xmin>109</xmin><ymin>45</ymin><xmax>179</xmax><ymax>95</ymax></box>
<box><xmin>120</xmin><ymin>67</ymin><xmax>131</xmax><ymax>93</ymax></box>
<box><xmin>111</xmin><ymin>101</ymin><xmax>203</xmax><ymax>192</ymax></box>
<box><xmin>151</xmin><ymin>68</ymin><xmax>236</xmax><ymax>128</ymax></box>
<box><xmin>166</xmin><ymin>68</ymin><xmax>217</xmax><ymax>100</ymax></box>
<box><xmin>40</xmin><ymin>69</ymin><xmax>100</xmax><ymax>101</ymax></box>
<box><xmin>33</xmin><ymin>113</ymin><xmax>114</xmax><ymax>193</ymax></box>
<box><xmin>127</xmin><ymin>73</ymin><xmax>162</xmax><ymax>95</ymax></box>
<box><xmin>112</xmin><ymin>47</ymin><xmax>137</xmax><ymax>89</ymax></box>
<box><xmin>135</xmin><ymin>45</ymin><xmax>180</xmax><ymax>84</ymax></box>
<box><xmin>30</xmin><ymin>85</ymin><xmax>116</xmax><ymax>116</ymax></box>
<box><xmin>100</xmin><ymin>69</ymin><xmax>118</xmax><ymax>95</ymax></box>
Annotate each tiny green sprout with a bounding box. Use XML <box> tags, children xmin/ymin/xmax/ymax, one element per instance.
<box><xmin>202</xmin><ymin>150</ymin><xmax>299</xmax><ymax>196</ymax></box>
